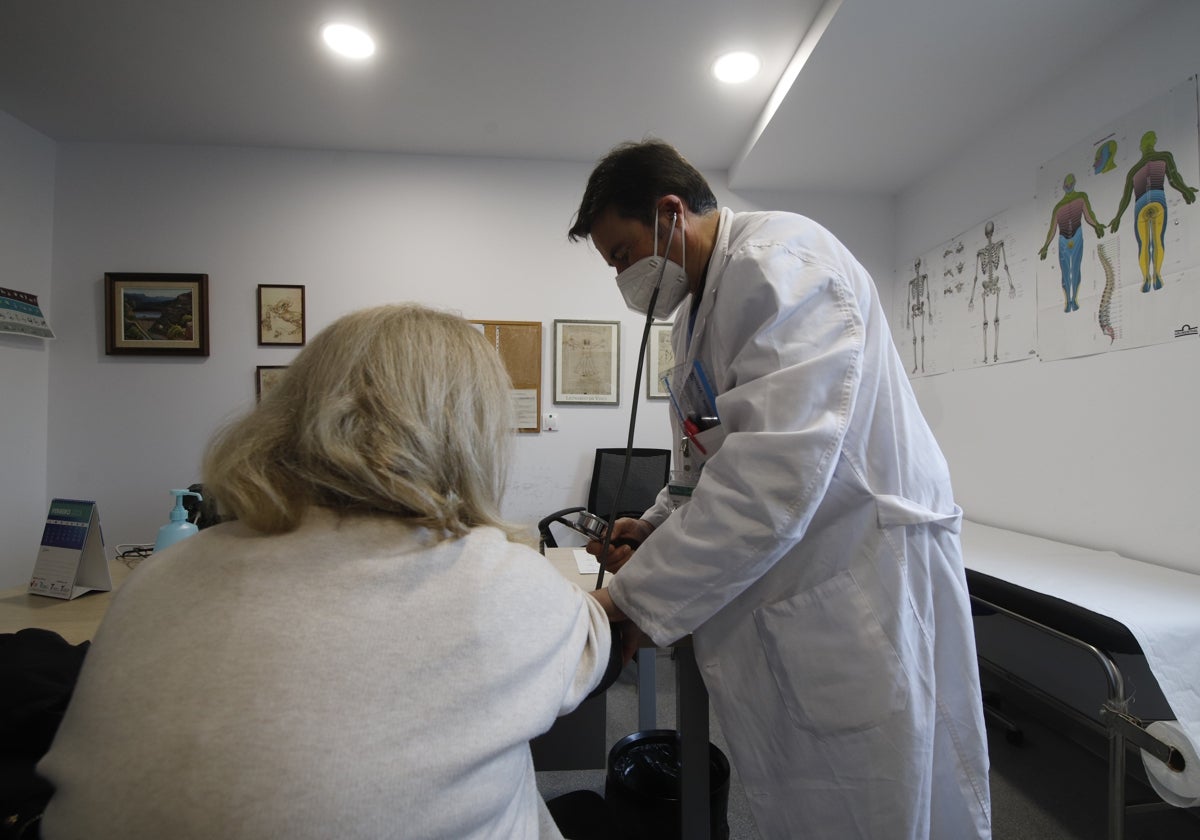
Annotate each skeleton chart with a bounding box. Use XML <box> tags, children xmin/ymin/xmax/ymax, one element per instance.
<box><xmin>893</xmin><ymin>250</ymin><xmax>952</xmax><ymax>376</ymax></box>
<box><xmin>897</xmin><ymin>205</ymin><xmax>1038</xmax><ymax>377</ymax></box>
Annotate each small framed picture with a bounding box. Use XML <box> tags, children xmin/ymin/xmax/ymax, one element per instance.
<box><xmin>646</xmin><ymin>322</ymin><xmax>674</xmax><ymax>400</ymax></box>
<box><xmin>255</xmin><ymin>365</ymin><xmax>288</xmax><ymax>401</ymax></box>
<box><xmin>104</xmin><ymin>273</ymin><xmax>209</xmax><ymax>356</ymax></box>
<box><xmin>553</xmin><ymin>319</ymin><xmax>620</xmax><ymax>405</ymax></box>
<box><xmin>257</xmin><ymin>284</ymin><xmax>305</xmax><ymax>346</ymax></box>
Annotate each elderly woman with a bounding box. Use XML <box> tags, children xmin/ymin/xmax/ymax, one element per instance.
<box><xmin>38</xmin><ymin>304</ymin><xmax>613</xmax><ymax>839</ymax></box>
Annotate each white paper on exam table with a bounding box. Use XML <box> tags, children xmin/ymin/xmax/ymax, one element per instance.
<box><xmin>963</xmin><ymin>520</ymin><xmax>1200</xmax><ymax>773</ymax></box>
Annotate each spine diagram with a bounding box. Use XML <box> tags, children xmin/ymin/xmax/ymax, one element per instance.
<box><xmin>1096</xmin><ymin>241</ymin><xmax>1118</xmax><ymax>343</ymax></box>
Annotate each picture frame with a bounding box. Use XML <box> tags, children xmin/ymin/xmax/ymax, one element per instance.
<box><xmin>257</xmin><ymin>284</ymin><xmax>306</xmax><ymax>346</ymax></box>
<box><xmin>255</xmin><ymin>365</ymin><xmax>288</xmax><ymax>401</ymax></box>
<box><xmin>553</xmin><ymin>319</ymin><xmax>620</xmax><ymax>405</ymax></box>
<box><xmin>104</xmin><ymin>272</ymin><xmax>209</xmax><ymax>356</ymax></box>
<box><xmin>646</xmin><ymin>322</ymin><xmax>674</xmax><ymax>400</ymax></box>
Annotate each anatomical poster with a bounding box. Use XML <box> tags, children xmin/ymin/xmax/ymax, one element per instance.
<box><xmin>1035</xmin><ymin>76</ymin><xmax>1200</xmax><ymax>361</ymax></box>
<box><xmin>897</xmin><ymin>205</ymin><xmax>1038</xmax><ymax>377</ymax></box>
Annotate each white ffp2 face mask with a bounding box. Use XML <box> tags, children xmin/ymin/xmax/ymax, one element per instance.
<box><xmin>615</xmin><ymin>213</ymin><xmax>689</xmax><ymax>319</ymax></box>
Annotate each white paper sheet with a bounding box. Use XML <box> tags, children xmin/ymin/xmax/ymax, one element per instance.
<box><xmin>573</xmin><ymin>548</ymin><xmax>600</xmax><ymax>575</ymax></box>
<box><xmin>962</xmin><ymin>520</ymin><xmax>1200</xmax><ymax>761</ymax></box>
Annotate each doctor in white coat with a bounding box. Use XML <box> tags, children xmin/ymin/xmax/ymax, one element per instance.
<box><xmin>570</xmin><ymin>140</ymin><xmax>991</xmax><ymax>839</ymax></box>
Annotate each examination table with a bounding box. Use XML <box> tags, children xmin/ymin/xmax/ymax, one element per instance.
<box><xmin>962</xmin><ymin>520</ymin><xmax>1200</xmax><ymax>840</ymax></box>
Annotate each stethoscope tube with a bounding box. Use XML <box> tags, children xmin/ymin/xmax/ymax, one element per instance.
<box><xmin>594</xmin><ymin>213</ymin><xmax>680</xmax><ymax>590</ymax></box>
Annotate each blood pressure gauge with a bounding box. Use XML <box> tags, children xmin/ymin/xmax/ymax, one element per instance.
<box><xmin>538</xmin><ymin>507</ymin><xmax>641</xmax><ymax>550</ymax></box>
<box><xmin>566</xmin><ymin>510</ymin><xmax>610</xmax><ymax>541</ymax></box>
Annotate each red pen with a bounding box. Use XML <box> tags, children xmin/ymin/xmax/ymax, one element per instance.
<box><xmin>683</xmin><ymin>418</ymin><xmax>708</xmax><ymax>455</ymax></box>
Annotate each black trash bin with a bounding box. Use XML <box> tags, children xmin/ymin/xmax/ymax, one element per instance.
<box><xmin>604</xmin><ymin>729</ymin><xmax>730</xmax><ymax>840</ymax></box>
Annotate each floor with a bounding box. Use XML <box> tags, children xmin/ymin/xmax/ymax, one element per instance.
<box><xmin>536</xmin><ymin>651</ymin><xmax>1200</xmax><ymax>839</ymax></box>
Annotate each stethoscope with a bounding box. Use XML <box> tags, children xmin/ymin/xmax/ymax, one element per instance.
<box><xmin>593</xmin><ymin>212</ymin><xmax>681</xmax><ymax>590</ymax></box>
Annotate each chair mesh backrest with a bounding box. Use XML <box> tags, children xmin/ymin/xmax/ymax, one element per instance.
<box><xmin>588</xmin><ymin>448</ymin><xmax>671</xmax><ymax>521</ymax></box>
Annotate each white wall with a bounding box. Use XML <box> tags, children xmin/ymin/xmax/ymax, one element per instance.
<box><xmin>42</xmin><ymin>144</ymin><xmax>668</xmax><ymax>552</ymax></box>
<box><xmin>34</xmin><ymin>141</ymin><xmax>896</xmax><ymax>564</ymax></box>
<box><xmin>895</xmin><ymin>0</ymin><xmax>1200</xmax><ymax>575</ymax></box>
<box><xmin>0</xmin><ymin>112</ymin><xmax>56</xmax><ymax>587</ymax></box>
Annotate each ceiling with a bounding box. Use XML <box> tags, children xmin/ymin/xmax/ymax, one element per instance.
<box><xmin>0</xmin><ymin>0</ymin><xmax>1162</xmax><ymax>195</ymax></box>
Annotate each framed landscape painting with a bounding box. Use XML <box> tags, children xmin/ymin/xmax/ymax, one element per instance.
<box><xmin>104</xmin><ymin>273</ymin><xmax>209</xmax><ymax>356</ymax></box>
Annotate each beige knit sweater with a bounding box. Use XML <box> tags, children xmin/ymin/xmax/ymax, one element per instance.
<box><xmin>39</xmin><ymin>509</ymin><xmax>610</xmax><ymax>839</ymax></box>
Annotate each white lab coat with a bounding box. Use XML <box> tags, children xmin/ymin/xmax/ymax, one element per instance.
<box><xmin>608</xmin><ymin>209</ymin><xmax>992</xmax><ymax>839</ymax></box>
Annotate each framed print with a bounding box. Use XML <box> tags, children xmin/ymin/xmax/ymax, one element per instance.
<box><xmin>553</xmin><ymin>319</ymin><xmax>620</xmax><ymax>404</ymax></box>
<box><xmin>255</xmin><ymin>365</ymin><xmax>288</xmax><ymax>401</ymax></box>
<box><xmin>104</xmin><ymin>273</ymin><xmax>209</xmax><ymax>356</ymax></box>
<box><xmin>257</xmin><ymin>284</ymin><xmax>305</xmax><ymax>346</ymax></box>
<box><xmin>646</xmin><ymin>322</ymin><xmax>674</xmax><ymax>399</ymax></box>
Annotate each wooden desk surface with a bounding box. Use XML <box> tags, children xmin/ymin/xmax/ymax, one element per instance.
<box><xmin>543</xmin><ymin>546</ymin><xmax>608</xmax><ymax>591</ymax></box>
<box><xmin>0</xmin><ymin>559</ymin><xmax>134</xmax><ymax>645</ymax></box>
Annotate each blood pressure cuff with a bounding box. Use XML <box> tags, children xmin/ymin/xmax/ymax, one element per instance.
<box><xmin>586</xmin><ymin>625</ymin><xmax>625</xmax><ymax>701</ymax></box>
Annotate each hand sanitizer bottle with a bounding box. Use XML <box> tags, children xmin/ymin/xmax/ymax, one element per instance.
<box><xmin>153</xmin><ymin>489</ymin><xmax>204</xmax><ymax>553</ymax></box>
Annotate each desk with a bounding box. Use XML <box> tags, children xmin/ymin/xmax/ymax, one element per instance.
<box><xmin>545</xmin><ymin>547</ymin><xmax>714</xmax><ymax>840</ymax></box>
<box><xmin>0</xmin><ymin>560</ymin><xmax>132</xmax><ymax>644</ymax></box>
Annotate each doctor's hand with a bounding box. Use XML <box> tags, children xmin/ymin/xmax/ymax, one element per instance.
<box><xmin>589</xmin><ymin>589</ymin><xmax>647</xmax><ymax>664</ymax></box>
<box><xmin>586</xmin><ymin>517</ymin><xmax>654</xmax><ymax>574</ymax></box>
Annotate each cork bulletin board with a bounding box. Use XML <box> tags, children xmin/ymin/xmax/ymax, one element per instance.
<box><xmin>471</xmin><ymin>320</ymin><xmax>542</xmax><ymax>433</ymax></box>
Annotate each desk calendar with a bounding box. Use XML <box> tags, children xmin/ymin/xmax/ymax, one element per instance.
<box><xmin>28</xmin><ymin>499</ymin><xmax>112</xmax><ymax>600</ymax></box>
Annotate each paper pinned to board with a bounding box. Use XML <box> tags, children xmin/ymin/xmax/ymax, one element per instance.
<box><xmin>573</xmin><ymin>549</ymin><xmax>600</xmax><ymax>575</ymax></box>
<box><xmin>0</xmin><ymin>287</ymin><xmax>55</xmax><ymax>339</ymax></box>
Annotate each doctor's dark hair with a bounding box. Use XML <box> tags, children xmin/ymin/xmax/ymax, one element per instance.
<box><xmin>203</xmin><ymin>303</ymin><xmax>520</xmax><ymax>541</ymax></box>
<box><xmin>568</xmin><ymin>139</ymin><xmax>718</xmax><ymax>240</ymax></box>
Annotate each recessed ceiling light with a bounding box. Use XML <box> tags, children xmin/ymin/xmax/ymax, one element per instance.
<box><xmin>322</xmin><ymin>23</ymin><xmax>376</xmax><ymax>59</ymax></box>
<box><xmin>712</xmin><ymin>51</ymin><xmax>760</xmax><ymax>84</ymax></box>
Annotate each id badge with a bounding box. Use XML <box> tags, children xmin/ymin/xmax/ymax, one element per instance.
<box><xmin>668</xmin><ymin>469</ymin><xmax>696</xmax><ymax>509</ymax></box>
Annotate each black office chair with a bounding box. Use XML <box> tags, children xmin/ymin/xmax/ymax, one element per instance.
<box><xmin>538</xmin><ymin>448</ymin><xmax>671</xmax><ymax>550</ymax></box>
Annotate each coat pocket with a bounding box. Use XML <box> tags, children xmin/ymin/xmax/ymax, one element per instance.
<box><xmin>754</xmin><ymin>570</ymin><xmax>908</xmax><ymax>733</ymax></box>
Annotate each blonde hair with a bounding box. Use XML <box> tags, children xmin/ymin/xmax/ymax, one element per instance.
<box><xmin>203</xmin><ymin>304</ymin><xmax>517</xmax><ymax>539</ymax></box>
